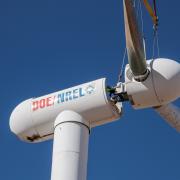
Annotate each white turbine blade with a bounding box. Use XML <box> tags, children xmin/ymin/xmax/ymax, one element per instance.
<box><xmin>154</xmin><ymin>103</ymin><xmax>180</xmax><ymax>132</ymax></box>
<box><xmin>123</xmin><ymin>0</ymin><xmax>148</xmax><ymax>79</ymax></box>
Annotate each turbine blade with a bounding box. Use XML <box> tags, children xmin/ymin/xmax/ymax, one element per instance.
<box><xmin>123</xmin><ymin>0</ymin><xmax>148</xmax><ymax>80</ymax></box>
<box><xmin>154</xmin><ymin>103</ymin><xmax>180</xmax><ymax>132</ymax></box>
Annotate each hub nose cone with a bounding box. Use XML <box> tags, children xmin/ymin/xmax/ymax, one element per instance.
<box><xmin>152</xmin><ymin>58</ymin><xmax>180</xmax><ymax>104</ymax></box>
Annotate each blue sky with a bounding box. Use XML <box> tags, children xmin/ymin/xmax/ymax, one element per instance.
<box><xmin>0</xmin><ymin>0</ymin><xmax>180</xmax><ymax>179</ymax></box>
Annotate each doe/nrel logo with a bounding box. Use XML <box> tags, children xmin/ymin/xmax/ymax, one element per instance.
<box><xmin>85</xmin><ymin>85</ymin><xmax>95</xmax><ymax>94</ymax></box>
<box><xmin>32</xmin><ymin>84</ymin><xmax>95</xmax><ymax>112</ymax></box>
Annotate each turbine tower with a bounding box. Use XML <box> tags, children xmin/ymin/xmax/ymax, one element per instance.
<box><xmin>9</xmin><ymin>1</ymin><xmax>180</xmax><ymax>180</ymax></box>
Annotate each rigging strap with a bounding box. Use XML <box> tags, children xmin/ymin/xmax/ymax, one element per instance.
<box><xmin>153</xmin><ymin>0</ymin><xmax>157</xmax><ymax>17</ymax></box>
<box><xmin>142</xmin><ymin>0</ymin><xmax>158</xmax><ymax>29</ymax></box>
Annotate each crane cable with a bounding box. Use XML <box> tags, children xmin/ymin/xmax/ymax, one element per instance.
<box><xmin>118</xmin><ymin>48</ymin><xmax>127</xmax><ymax>82</ymax></box>
<box><xmin>151</xmin><ymin>0</ymin><xmax>160</xmax><ymax>59</ymax></box>
<box><xmin>152</xmin><ymin>27</ymin><xmax>160</xmax><ymax>59</ymax></box>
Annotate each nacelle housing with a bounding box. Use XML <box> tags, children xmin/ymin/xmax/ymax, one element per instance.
<box><xmin>10</xmin><ymin>78</ymin><xmax>122</xmax><ymax>143</ymax></box>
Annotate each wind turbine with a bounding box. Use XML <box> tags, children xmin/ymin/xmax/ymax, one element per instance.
<box><xmin>9</xmin><ymin>0</ymin><xmax>180</xmax><ymax>180</ymax></box>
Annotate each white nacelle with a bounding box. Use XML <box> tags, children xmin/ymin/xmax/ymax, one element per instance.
<box><xmin>125</xmin><ymin>58</ymin><xmax>180</xmax><ymax>109</ymax></box>
<box><xmin>10</xmin><ymin>78</ymin><xmax>122</xmax><ymax>143</ymax></box>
